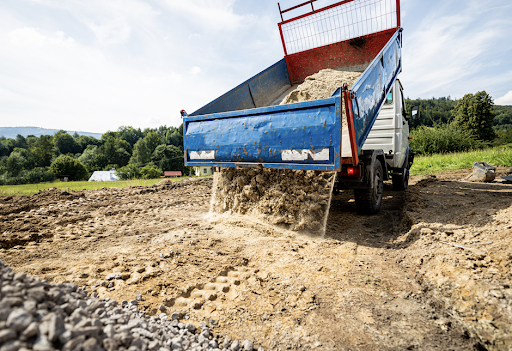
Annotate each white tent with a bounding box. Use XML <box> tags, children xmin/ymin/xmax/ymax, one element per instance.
<box><xmin>88</xmin><ymin>169</ymin><xmax>119</xmax><ymax>182</ymax></box>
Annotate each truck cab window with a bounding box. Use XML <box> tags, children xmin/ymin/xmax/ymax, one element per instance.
<box><xmin>385</xmin><ymin>91</ymin><xmax>393</xmax><ymax>104</ymax></box>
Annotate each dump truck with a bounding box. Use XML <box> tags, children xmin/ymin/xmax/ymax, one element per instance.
<box><xmin>182</xmin><ymin>0</ymin><xmax>419</xmax><ymax>215</ymax></box>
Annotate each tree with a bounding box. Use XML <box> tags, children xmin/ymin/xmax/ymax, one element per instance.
<box><xmin>166</xmin><ymin>130</ymin><xmax>183</xmax><ymax>148</ymax></box>
<box><xmin>78</xmin><ymin>145</ymin><xmax>98</xmax><ymax>168</ymax></box>
<box><xmin>75</xmin><ymin>135</ymin><xmax>100</xmax><ymax>153</ymax></box>
<box><xmin>32</xmin><ymin>135</ymin><xmax>54</xmax><ymax>167</ymax></box>
<box><xmin>50</xmin><ymin>156</ymin><xmax>88</xmax><ymax>180</ymax></box>
<box><xmin>144</xmin><ymin>131</ymin><xmax>161</xmax><ymax>156</ymax></box>
<box><xmin>140</xmin><ymin>163</ymin><xmax>162</xmax><ymax>179</ymax></box>
<box><xmin>116</xmin><ymin>164</ymin><xmax>141</xmax><ymax>180</ymax></box>
<box><xmin>53</xmin><ymin>131</ymin><xmax>80</xmax><ymax>155</ymax></box>
<box><xmin>118</xmin><ymin>126</ymin><xmax>143</xmax><ymax>147</ymax></box>
<box><xmin>129</xmin><ymin>138</ymin><xmax>150</xmax><ymax>165</ymax></box>
<box><xmin>452</xmin><ymin>91</ymin><xmax>496</xmax><ymax>141</ymax></box>
<box><xmin>15</xmin><ymin>134</ymin><xmax>27</xmax><ymax>149</ymax></box>
<box><xmin>5</xmin><ymin>150</ymin><xmax>28</xmax><ymax>176</ymax></box>
<box><xmin>151</xmin><ymin>144</ymin><xmax>184</xmax><ymax>172</ymax></box>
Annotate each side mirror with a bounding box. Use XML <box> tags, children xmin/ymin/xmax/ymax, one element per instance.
<box><xmin>410</xmin><ymin>105</ymin><xmax>420</xmax><ymax>120</ymax></box>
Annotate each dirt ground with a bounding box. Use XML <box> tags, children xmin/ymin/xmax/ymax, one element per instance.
<box><xmin>1</xmin><ymin>169</ymin><xmax>511</xmax><ymax>350</ymax></box>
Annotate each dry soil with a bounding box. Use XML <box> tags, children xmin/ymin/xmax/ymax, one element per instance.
<box><xmin>1</xmin><ymin>170</ymin><xmax>511</xmax><ymax>350</ymax></box>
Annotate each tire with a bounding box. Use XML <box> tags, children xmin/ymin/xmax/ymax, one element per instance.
<box><xmin>392</xmin><ymin>156</ymin><xmax>409</xmax><ymax>191</ymax></box>
<box><xmin>354</xmin><ymin>159</ymin><xmax>383</xmax><ymax>215</ymax></box>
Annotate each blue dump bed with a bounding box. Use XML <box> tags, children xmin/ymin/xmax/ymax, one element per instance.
<box><xmin>183</xmin><ymin>29</ymin><xmax>402</xmax><ymax>172</ymax></box>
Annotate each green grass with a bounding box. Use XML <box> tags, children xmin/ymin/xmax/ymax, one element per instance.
<box><xmin>410</xmin><ymin>146</ymin><xmax>512</xmax><ymax>175</ymax></box>
<box><xmin>0</xmin><ymin>176</ymin><xmax>192</xmax><ymax>197</ymax></box>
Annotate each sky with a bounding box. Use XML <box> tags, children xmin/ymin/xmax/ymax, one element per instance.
<box><xmin>0</xmin><ymin>0</ymin><xmax>511</xmax><ymax>133</ymax></box>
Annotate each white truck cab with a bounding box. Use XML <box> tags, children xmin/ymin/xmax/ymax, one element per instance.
<box><xmin>362</xmin><ymin>79</ymin><xmax>416</xmax><ymax>190</ymax></box>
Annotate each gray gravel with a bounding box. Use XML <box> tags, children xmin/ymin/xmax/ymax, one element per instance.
<box><xmin>0</xmin><ymin>260</ymin><xmax>260</xmax><ymax>351</ymax></box>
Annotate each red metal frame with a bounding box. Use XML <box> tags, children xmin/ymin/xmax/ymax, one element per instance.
<box><xmin>285</xmin><ymin>27</ymin><xmax>396</xmax><ymax>85</ymax></box>
<box><xmin>278</xmin><ymin>0</ymin><xmax>401</xmax><ymax>57</ymax></box>
<box><xmin>278</xmin><ymin>0</ymin><xmax>317</xmax><ymax>20</ymax></box>
<box><xmin>280</xmin><ymin>0</ymin><xmax>355</xmax><ymax>25</ymax></box>
<box><xmin>396</xmin><ymin>0</ymin><xmax>401</xmax><ymax>27</ymax></box>
<box><xmin>343</xmin><ymin>86</ymin><xmax>359</xmax><ymax>166</ymax></box>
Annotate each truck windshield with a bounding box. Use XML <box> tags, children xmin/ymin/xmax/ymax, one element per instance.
<box><xmin>385</xmin><ymin>91</ymin><xmax>393</xmax><ymax>104</ymax></box>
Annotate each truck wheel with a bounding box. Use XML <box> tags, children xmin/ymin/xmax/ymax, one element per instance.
<box><xmin>392</xmin><ymin>168</ymin><xmax>409</xmax><ymax>190</ymax></box>
<box><xmin>354</xmin><ymin>160</ymin><xmax>383</xmax><ymax>215</ymax></box>
<box><xmin>392</xmin><ymin>156</ymin><xmax>409</xmax><ymax>191</ymax></box>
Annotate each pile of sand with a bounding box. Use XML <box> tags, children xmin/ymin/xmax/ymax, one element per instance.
<box><xmin>211</xmin><ymin>168</ymin><xmax>335</xmax><ymax>234</ymax></box>
<box><xmin>280</xmin><ymin>69</ymin><xmax>362</xmax><ymax>104</ymax></box>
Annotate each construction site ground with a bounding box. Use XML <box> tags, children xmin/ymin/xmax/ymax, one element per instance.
<box><xmin>1</xmin><ymin>169</ymin><xmax>511</xmax><ymax>350</ymax></box>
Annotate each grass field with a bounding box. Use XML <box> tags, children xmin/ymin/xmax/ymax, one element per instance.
<box><xmin>0</xmin><ymin>177</ymin><xmax>188</xmax><ymax>197</ymax></box>
<box><xmin>2</xmin><ymin>147</ymin><xmax>511</xmax><ymax>196</ymax></box>
<box><xmin>410</xmin><ymin>146</ymin><xmax>512</xmax><ymax>175</ymax></box>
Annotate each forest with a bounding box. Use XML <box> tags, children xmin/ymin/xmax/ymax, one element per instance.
<box><xmin>1</xmin><ymin>93</ymin><xmax>511</xmax><ymax>185</ymax></box>
<box><xmin>0</xmin><ymin>125</ymin><xmax>185</xmax><ymax>185</ymax></box>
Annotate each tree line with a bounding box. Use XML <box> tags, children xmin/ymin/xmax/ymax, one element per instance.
<box><xmin>0</xmin><ymin>125</ymin><xmax>187</xmax><ymax>185</ymax></box>
<box><xmin>405</xmin><ymin>91</ymin><xmax>512</xmax><ymax>155</ymax></box>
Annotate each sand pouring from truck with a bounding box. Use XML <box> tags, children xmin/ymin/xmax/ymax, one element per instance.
<box><xmin>181</xmin><ymin>0</ymin><xmax>420</xmax><ymax>234</ymax></box>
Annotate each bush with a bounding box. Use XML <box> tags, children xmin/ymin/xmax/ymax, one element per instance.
<box><xmin>140</xmin><ymin>164</ymin><xmax>162</xmax><ymax>179</ymax></box>
<box><xmin>50</xmin><ymin>156</ymin><xmax>89</xmax><ymax>181</ymax></box>
<box><xmin>116</xmin><ymin>164</ymin><xmax>141</xmax><ymax>180</ymax></box>
<box><xmin>410</xmin><ymin>123</ymin><xmax>486</xmax><ymax>155</ymax></box>
<box><xmin>495</xmin><ymin>127</ymin><xmax>512</xmax><ymax>146</ymax></box>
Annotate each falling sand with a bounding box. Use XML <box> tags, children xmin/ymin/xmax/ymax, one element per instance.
<box><xmin>211</xmin><ymin>168</ymin><xmax>335</xmax><ymax>235</ymax></box>
<box><xmin>210</xmin><ymin>69</ymin><xmax>363</xmax><ymax>235</ymax></box>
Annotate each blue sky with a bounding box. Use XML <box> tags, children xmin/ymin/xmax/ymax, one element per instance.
<box><xmin>0</xmin><ymin>0</ymin><xmax>511</xmax><ymax>133</ymax></box>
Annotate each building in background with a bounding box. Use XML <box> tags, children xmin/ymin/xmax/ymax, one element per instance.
<box><xmin>194</xmin><ymin>167</ymin><xmax>213</xmax><ymax>176</ymax></box>
<box><xmin>88</xmin><ymin>169</ymin><xmax>119</xmax><ymax>182</ymax></box>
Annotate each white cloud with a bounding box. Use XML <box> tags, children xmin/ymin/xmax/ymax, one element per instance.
<box><xmin>9</xmin><ymin>27</ymin><xmax>74</xmax><ymax>47</ymax></box>
<box><xmin>402</xmin><ymin>12</ymin><xmax>496</xmax><ymax>97</ymax></box>
<box><xmin>495</xmin><ymin>91</ymin><xmax>512</xmax><ymax>105</ymax></box>
<box><xmin>189</xmin><ymin>66</ymin><xmax>201</xmax><ymax>75</ymax></box>
<box><xmin>0</xmin><ymin>0</ymin><xmax>282</xmax><ymax>132</ymax></box>
<box><xmin>161</xmin><ymin>0</ymin><xmax>255</xmax><ymax>31</ymax></box>
<box><xmin>87</xmin><ymin>19</ymin><xmax>131</xmax><ymax>44</ymax></box>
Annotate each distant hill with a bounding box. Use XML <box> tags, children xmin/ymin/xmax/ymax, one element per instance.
<box><xmin>0</xmin><ymin>127</ymin><xmax>103</xmax><ymax>140</ymax></box>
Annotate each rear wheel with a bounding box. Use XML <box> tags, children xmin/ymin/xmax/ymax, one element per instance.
<box><xmin>392</xmin><ymin>156</ymin><xmax>409</xmax><ymax>191</ymax></box>
<box><xmin>354</xmin><ymin>160</ymin><xmax>383</xmax><ymax>215</ymax></box>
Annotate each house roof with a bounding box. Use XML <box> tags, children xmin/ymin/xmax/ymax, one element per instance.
<box><xmin>88</xmin><ymin>170</ymin><xmax>119</xmax><ymax>182</ymax></box>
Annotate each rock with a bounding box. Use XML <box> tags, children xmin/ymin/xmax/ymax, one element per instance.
<box><xmin>106</xmin><ymin>273</ymin><xmax>121</xmax><ymax>281</ymax></box>
<box><xmin>231</xmin><ymin>340</ymin><xmax>240</xmax><ymax>351</ymax></box>
<box><xmin>0</xmin><ymin>340</ymin><xmax>23</xmax><ymax>351</ymax></box>
<box><xmin>185</xmin><ymin>322</ymin><xmax>196</xmax><ymax>332</ymax></box>
<box><xmin>209</xmin><ymin>339</ymin><xmax>219</xmax><ymax>348</ymax></box>
<box><xmin>136</xmin><ymin>294</ymin><xmax>143</xmax><ymax>301</ymax></box>
<box><xmin>21</xmin><ymin>321</ymin><xmax>39</xmax><ymax>339</ymax></box>
<box><xmin>46</xmin><ymin>312</ymin><xmax>65</xmax><ymax>342</ymax></box>
<box><xmin>82</xmin><ymin>337</ymin><xmax>98</xmax><ymax>351</ymax></box>
<box><xmin>32</xmin><ymin>335</ymin><xmax>54</xmax><ymax>351</ymax></box>
<box><xmin>104</xmin><ymin>324</ymin><xmax>115</xmax><ymax>338</ymax></box>
<box><xmin>159</xmin><ymin>305</ymin><xmax>166</xmax><ymax>312</ymax></box>
<box><xmin>7</xmin><ymin>308</ymin><xmax>33</xmax><ymax>332</ymax></box>
<box><xmin>242</xmin><ymin>340</ymin><xmax>254</xmax><ymax>350</ymax></box>
<box><xmin>170</xmin><ymin>312</ymin><xmax>180</xmax><ymax>320</ymax></box>
<box><xmin>0</xmin><ymin>329</ymin><xmax>17</xmax><ymax>344</ymax></box>
<box><xmin>62</xmin><ymin>335</ymin><xmax>86</xmax><ymax>351</ymax></box>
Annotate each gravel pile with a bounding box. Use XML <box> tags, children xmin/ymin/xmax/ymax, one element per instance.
<box><xmin>0</xmin><ymin>260</ymin><xmax>261</xmax><ymax>351</ymax></box>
